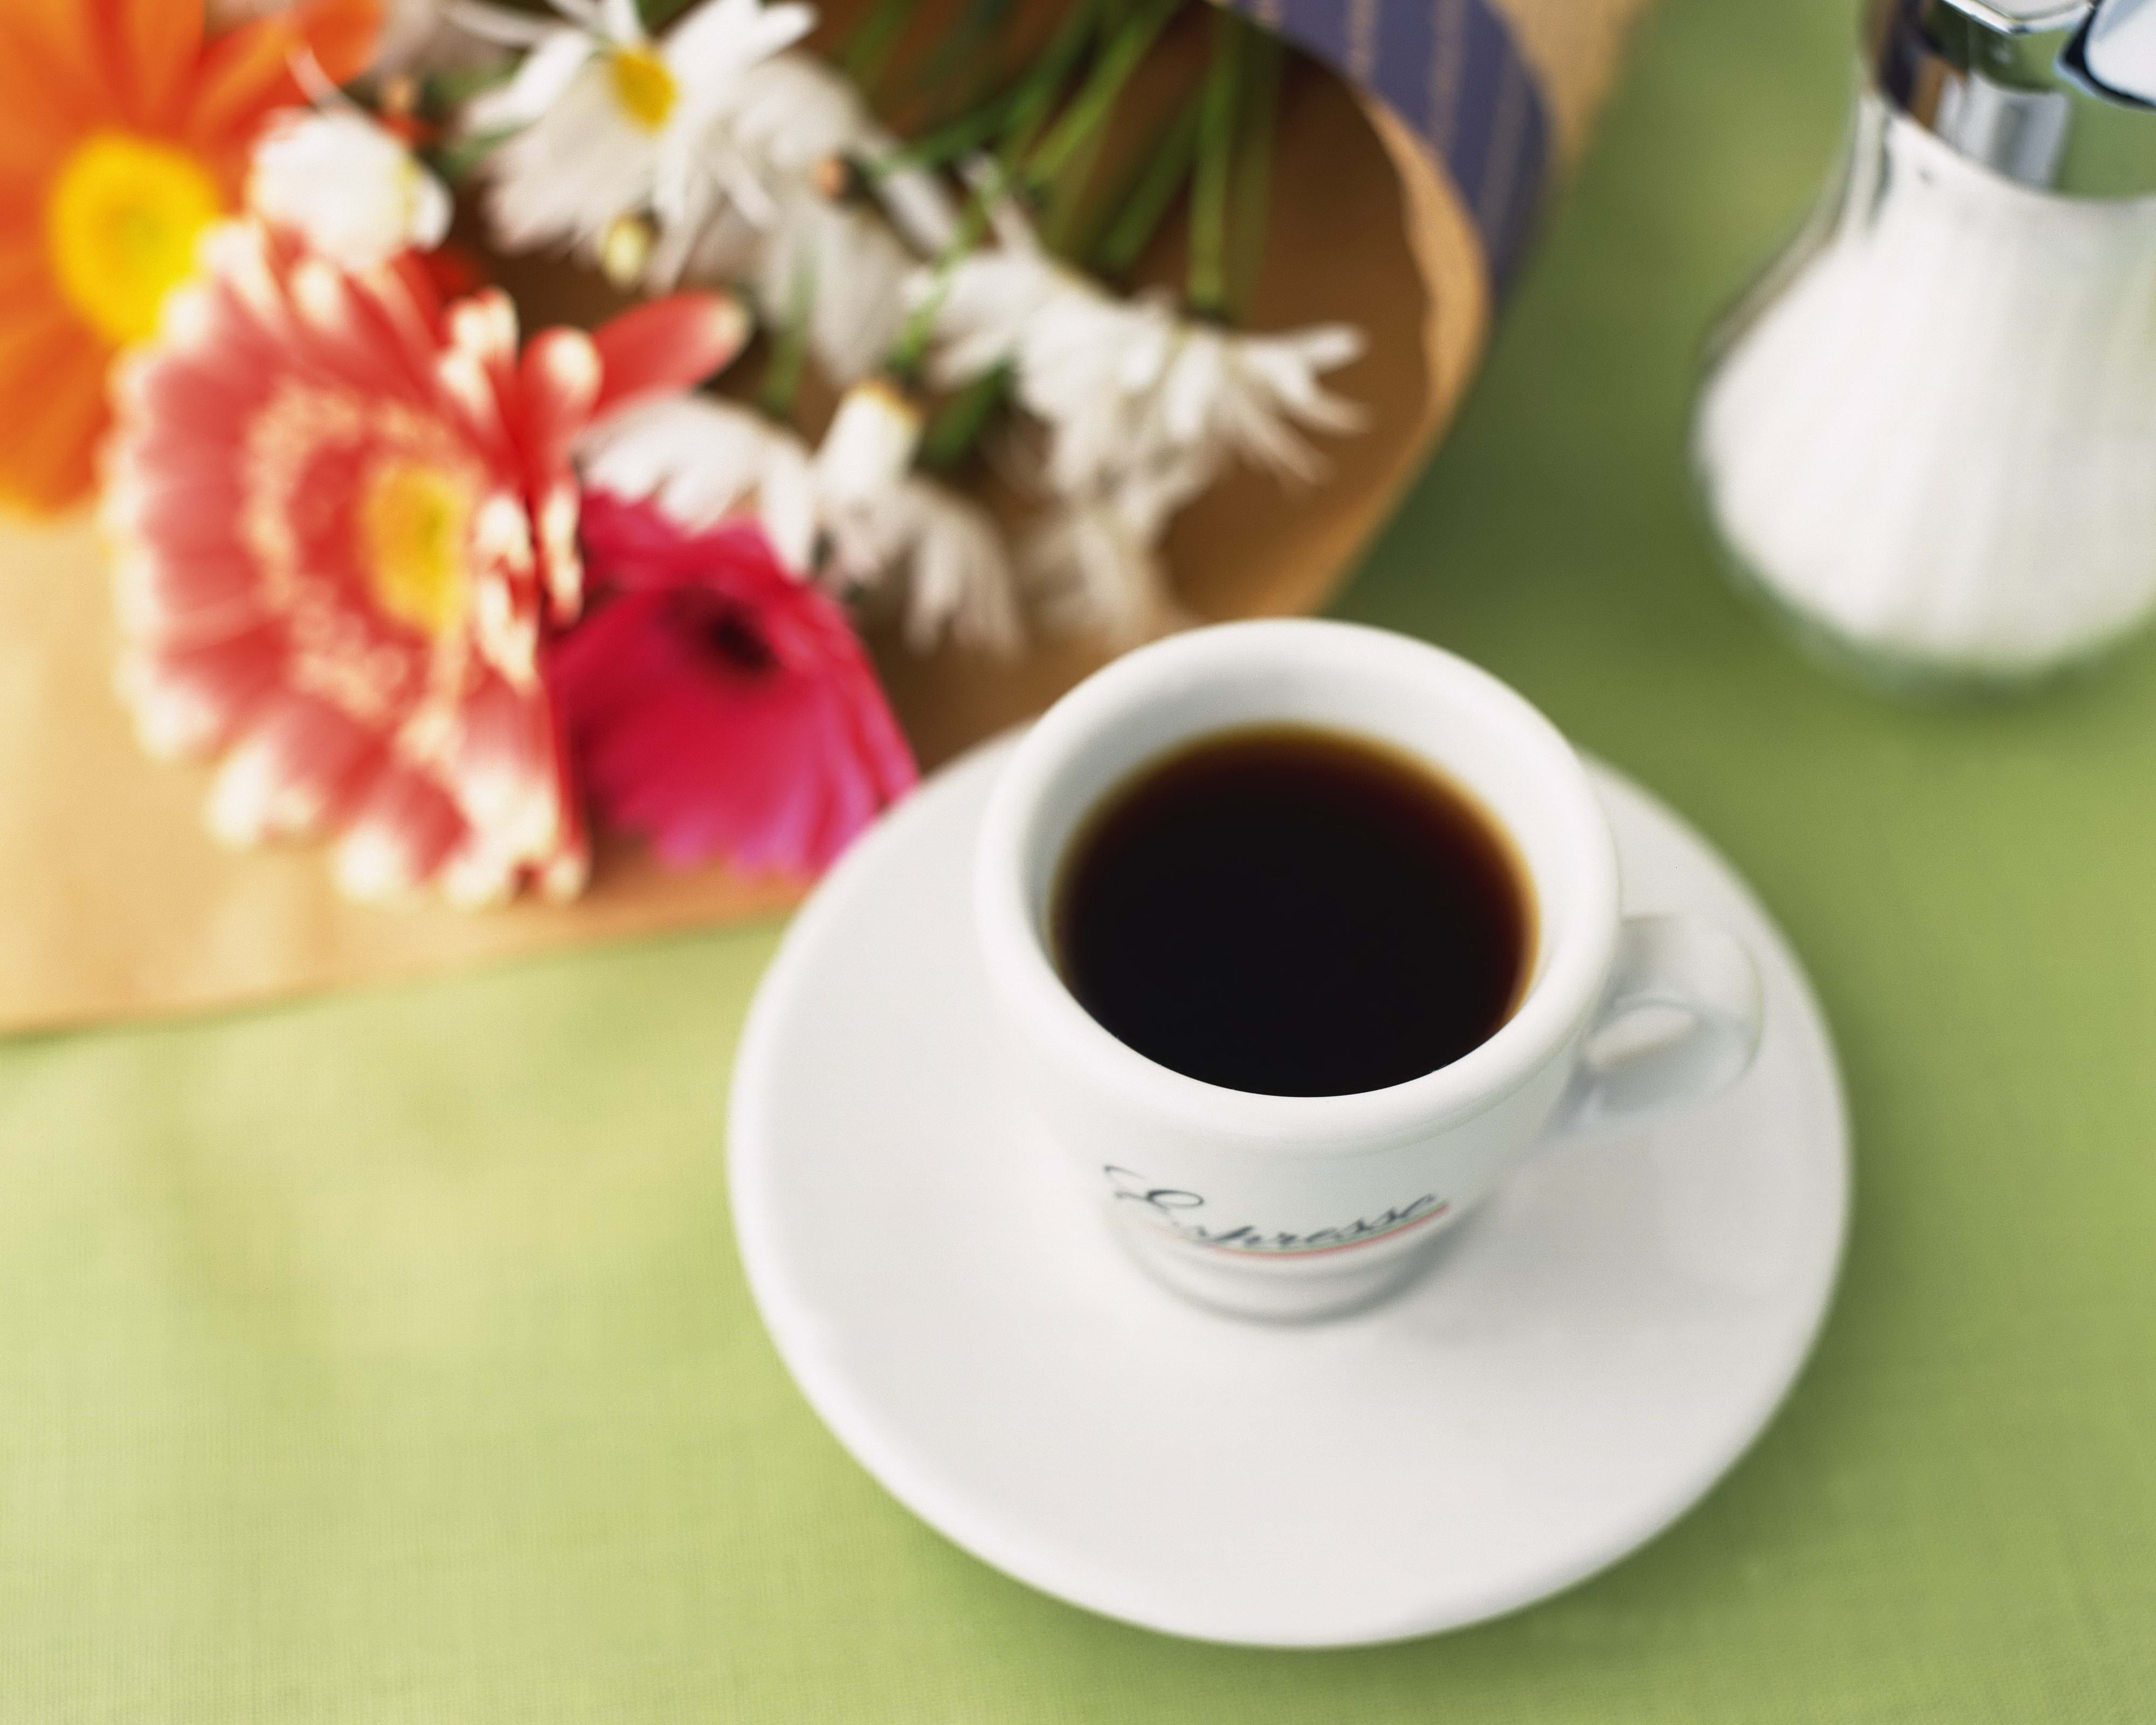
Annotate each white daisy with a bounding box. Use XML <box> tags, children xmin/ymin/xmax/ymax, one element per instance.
<box><xmin>459</xmin><ymin>0</ymin><xmax>815</xmax><ymax>260</ymax></box>
<box><xmin>248</xmin><ymin>108</ymin><xmax>453</xmax><ymax>271</ymax></box>
<box><xmin>606</xmin><ymin>49</ymin><xmax>837</xmax><ymax>289</ymax></box>
<box><xmin>634</xmin><ymin>49</ymin><xmax>865</xmax><ymax>289</ymax></box>
<box><xmin>707</xmin><ymin>52</ymin><xmax>958</xmax><ymax>253</ymax></box>
<box><xmin>639</xmin><ymin>51</ymin><xmax>959</xmax><ymax>381</ymax></box>
<box><xmin>701</xmin><ymin>49</ymin><xmax>870</xmax><ymax>219</ymax></box>
<box><xmin>578</xmin><ymin>394</ymin><xmax>818</xmax><ymax>570</ymax></box>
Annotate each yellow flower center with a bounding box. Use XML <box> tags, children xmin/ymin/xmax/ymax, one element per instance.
<box><xmin>46</xmin><ymin>132</ymin><xmax>224</xmax><ymax>347</ymax></box>
<box><xmin>608</xmin><ymin>45</ymin><xmax>679</xmax><ymax>133</ymax></box>
<box><xmin>360</xmin><ymin>460</ymin><xmax>472</xmax><ymax>639</ymax></box>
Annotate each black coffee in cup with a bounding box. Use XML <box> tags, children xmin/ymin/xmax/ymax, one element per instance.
<box><xmin>1051</xmin><ymin>725</ymin><xmax>1533</xmax><ymax>1098</ymax></box>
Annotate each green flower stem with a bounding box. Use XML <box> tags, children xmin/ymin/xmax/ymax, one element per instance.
<box><xmin>909</xmin><ymin>0</ymin><xmax>1024</xmax><ymax>122</ymax></box>
<box><xmin>1088</xmin><ymin>101</ymin><xmax>1199</xmax><ymax>280</ymax></box>
<box><xmin>1023</xmin><ymin>0</ymin><xmax>1181</xmax><ymax>194</ymax></box>
<box><xmin>998</xmin><ymin>1</ymin><xmax>1103</xmax><ymax>171</ymax></box>
<box><xmin>421</xmin><ymin>60</ymin><xmax>514</xmax><ymax>115</ymax></box>
<box><xmin>1185</xmin><ymin>4</ymin><xmax>1245</xmax><ymax>319</ymax></box>
<box><xmin>842</xmin><ymin>0</ymin><xmax>925</xmax><ymax>96</ymax></box>
<box><xmin>1042</xmin><ymin>119</ymin><xmax>1116</xmax><ymax>254</ymax></box>
<box><xmin>920</xmin><ymin>366</ymin><xmax>1011</xmax><ymax>470</ymax></box>
<box><xmin>884</xmin><ymin>192</ymin><xmax>994</xmax><ymax>384</ymax></box>
<box><xmin>1227</xmin><ymin>25</ymin><xmax>1283</xmax><ymax>320</ymax></box>
<box><xmin>427</xmin><ymin>128</ymin><xmax>514</xmax><ymax>186</ymax></box>
<box><xmin>879</xmin><ymin>87</ymin><xmax>1025</xmax><ymax>175</ymax></box>
<box><xmin>759</xmin><ymin>265</ymin><xmax>816</xmax><ymax>420</ymax></box>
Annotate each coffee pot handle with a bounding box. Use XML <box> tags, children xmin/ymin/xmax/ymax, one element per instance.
<box><xmin>1553</xmin><ymin>915</ymin><xmax>1763</xmax><ymax>1134</ymax></box>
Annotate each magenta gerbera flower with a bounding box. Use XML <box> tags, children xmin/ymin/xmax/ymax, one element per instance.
<box><xmin>556</xmin><ymin>491</ymin><xmax>917</xmax><ymax>877</ymax></box>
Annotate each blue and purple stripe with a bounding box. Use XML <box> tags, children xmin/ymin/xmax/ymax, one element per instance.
<box><xmin>1229</xmin><ymin>0</ymin><xmax>1551</xmax><ymax>291</ymax></box>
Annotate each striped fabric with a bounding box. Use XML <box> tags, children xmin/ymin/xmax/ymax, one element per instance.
<box><xmin>1229</xmin><ymin>0</ymin><xmax>1551</xmax><ymax>289</ymax></box>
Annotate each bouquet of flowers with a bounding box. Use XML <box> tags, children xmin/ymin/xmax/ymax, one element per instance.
<box><xmin>3</xmin><ymin>0</ymin><xmax>1367</xmax><ymax>907</ymax></box>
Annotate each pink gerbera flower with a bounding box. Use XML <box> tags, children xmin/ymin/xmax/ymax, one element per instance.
<box><xmin>103</xmin><ymin>221</ymin><xmax>748</xmax><ymax>902</ymax></box>
<box><xmin>556</xmin><ymin>492</ymin><xmax>917</xmax><ymax>877</ymax></box>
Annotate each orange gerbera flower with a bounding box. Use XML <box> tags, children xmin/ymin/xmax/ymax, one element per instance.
<box><xmin>0</xmin><ymin>0</ymin><xmax>381</xmax><ymax>513</ymax></box>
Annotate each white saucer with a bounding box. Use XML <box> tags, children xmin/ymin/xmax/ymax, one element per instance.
<box><xmin>729</xmin><ymin>738</ymin><xmax>1849</xmax><ymax>1647</ymax></box>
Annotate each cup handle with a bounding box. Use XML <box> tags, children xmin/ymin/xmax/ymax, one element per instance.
<box><xmin>1551</xmin><ymin>915</ymin><xmax>1764</xmax><ymax>1135</ymax></box>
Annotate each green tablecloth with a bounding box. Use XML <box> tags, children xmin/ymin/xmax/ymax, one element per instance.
<box><xmin>8</xmin><ymin>1</ymin><xmax>2155</xmax><ymax>1716</ymax></box>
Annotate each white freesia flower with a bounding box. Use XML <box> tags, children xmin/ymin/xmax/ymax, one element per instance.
<box><xmin>756</xmin><ymin>185</ymin><xmax>927</xmax><ymax>384</ymax></box>
<box><xmin>1021</xmin><ymin>458</ymin><xmax>1208</xmax><ymax>645</ymax></box>
<box><xmin>912</xmin><ymin>192</ymin><xmax>1070</xmax><ymax>381</ymax></box>
<box><xmin>817</xmin><ymin>472</ymin><xmax>1021</xmax><ymax>657</ymax></box>
<box><xmin>917</xmin><ymin>239</ymin><xmax>1166</xmax><ymax>494</ymax></box>
<box><xmin>1010</xmin><ymin>288</ymin><xmax>1182</xmax><ymax>493</ymax></box>
<box><xmin>887</xmin><ymin>479</ymin><xmax>1022</xmax><ymax>654</ymax></box>
<box><xmin>814</xmin><ymin>378</ymin><xmax>923</xmax><ymax>512</ymax></box>
<box><xmin>812</xmin><ymin>381</ymin><xmax>1019</xmax><ymax>654</ymax></box>
<box><xmin>1150</xmin><ymin>322</ymin><xmax>1368</xmax><ymax>483</ymax></box>
<box><xmin>460</xmin><ymin>0</ymin><xmax>814</xmax><ymax>261</ymax></box>
<box><xmin>578</xmin><ymin>385</ymin><xmax>1021</xmax><ymax>655</ymax></box>
<box><xmin>248</xmin><ymin>109</ymin><xmax>452</xmax><ymax>271</ymax></box>
<box><xmin>921</xmin><ymin>194</ymin><xmax>1365</xmax><ymax>493</ymax></box>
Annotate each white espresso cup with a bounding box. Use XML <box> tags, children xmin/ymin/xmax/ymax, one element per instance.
<box><xmin>975</xmin><ymin>619</ymin><xmax>1764</xmax><ymax>1321</ymax></box>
